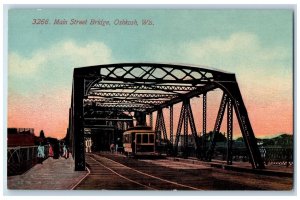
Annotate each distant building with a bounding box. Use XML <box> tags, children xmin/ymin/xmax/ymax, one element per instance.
<box><xmin>7</xmin><ymin>128</ymin><xmax>35</xmax><ymax>147</ymax></box>
<box><xmin>177</xmin><ymin>135</ymin><xmax>196</xmax><ymax>147</ymax></box>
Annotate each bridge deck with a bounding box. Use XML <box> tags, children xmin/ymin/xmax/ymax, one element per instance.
<box><xmin>86</xmin><ymin>152</ymin><xmax>293</xmax><ymax>190</ymax></box>
<box><xmin>7</xmin><ymin>153</ymin><xmax>293</xmax><ymax>190</ymax></box>
<box><xmin>7</xmin><ymin>156</ymin><xmax>88</xmax><ymax>190</ymax></box>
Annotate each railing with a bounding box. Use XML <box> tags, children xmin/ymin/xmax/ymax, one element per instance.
<box><xmin>262</xmin><ymin>147</ymin><xmax>293</xmax><ymax>167</ymax></box>
<box><xmin>7</xmin><ymin>145</ymin><xmax>49</xmax><ymax>176</ymax></box>
<box><xmin>173</xmin><ymin>146</ymin><xmax>293</xmax><ymax>167</ymax></box>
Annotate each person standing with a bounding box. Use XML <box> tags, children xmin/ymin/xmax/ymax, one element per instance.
<box><xmin>85</xmin><ymin>138</ymin><xmax>92</xmax><ymax>153</ymax></box>
<box><xmin>37</xmin><ymin>143</ymin><xmax>45</xmax><ymax>164</ymax></box>
<box><xmin>48</xmin><ymin>144</ymin><xmax>54</xmax><ymax>158</ymax></box>
<box><xmin>110</xmin><ymin>143</ymin><xmax>115</xmax><ymax>153</ymax></box>
<box><xmin>115</xmin><ymin>138</ymin><xmax>120</xmax><ymax>153</ymax></box>
<box><xmin>115</xmin><ymin>143</ymin><xmax>119</xmax><ymax>154</ymax></box>
<box><xmin>63</xmin><ymin>143</ymin><xmax>68</xmax><ymax>159</ymax></box>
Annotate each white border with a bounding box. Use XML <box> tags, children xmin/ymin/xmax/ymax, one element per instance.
<box><xmin>1</xmin><ymin>1</ymin><xmax>299</xmax><ymax>199</ymax></box>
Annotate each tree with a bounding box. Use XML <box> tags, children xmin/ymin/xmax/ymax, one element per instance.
<box><xmin>206</xmin><ymin>131</ymin><xmax>227</xmax><ymax>142</ymax></box>
<box><xmin>235</xmin><ymin>137</ymin><xmax>244</xmax><ymax>142</ymax></box>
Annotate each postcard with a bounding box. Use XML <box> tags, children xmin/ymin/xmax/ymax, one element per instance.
<box><xmin>5</xmin><ymin>6</ymin><xmax>294</xmax><ymax>193</ymax></box>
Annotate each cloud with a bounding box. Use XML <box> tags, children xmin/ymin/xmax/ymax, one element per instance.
<box><xmin>184</xmin><ymin>32</ymin><xmax>259</xmax><ymax>58</ymax></box>
<box><xmin>9</xmin><ymin>40</ymin><xmax>112</xmax><ymax>76</ymax></box>
<box><xmin>149</xmin><ymin>32</ymin><xmax>290</xmax><ymax>71</ymax></box>
<box><xmin>8</xmin><ymin>40</ymin><xmax>113</xmax><ymax>138</ymax></box>
<box><xmin>9</xmin><ymin>52</ymin><xmax>47</xmax><ymax>75</ymax></box>
<box><xmin>9</xmin><ymin>40</ymin><xmax>112</xmax><ymax>92</ymax></box>
<box><xmin>181</xmin><ymin>32</ymin><xmax>290</xmax><ymax>73</ymax></box>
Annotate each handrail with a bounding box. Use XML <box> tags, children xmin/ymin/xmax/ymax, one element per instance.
<box><xmin>7</xmin><ymin>145</ymin><xmax>49</xmax><ymax>176</ymax></box>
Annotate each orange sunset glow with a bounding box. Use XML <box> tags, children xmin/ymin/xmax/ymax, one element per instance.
<box><xmin>8</xmin><ymin>86</ymin><xmax>293</xmax><ymax>139</ymax></box>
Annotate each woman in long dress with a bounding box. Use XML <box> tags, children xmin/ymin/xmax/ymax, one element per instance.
<box><xmin>37</xmin><ymin>143</ymin><xmax>45</xmax><ymax>164</ymax></box>
<box><xmin>63</xmin><ymin>144</ymin><xmax>68</xmax><ymax>159</ymax></box>
<box><xmin>110</xmin><ymin>143</ymin><xmax>115</xmax><ymax>153</ymax></box>
<box><xmin>48</xmin><ymin>144</ymin><xmax>54</xmax><ymax>158</ymax></box>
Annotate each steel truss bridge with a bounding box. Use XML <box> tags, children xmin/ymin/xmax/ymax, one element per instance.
<box><xmin>68</xmin><ymin>63</ymin><xmax>264</xmax><ymax>171</ymax></box>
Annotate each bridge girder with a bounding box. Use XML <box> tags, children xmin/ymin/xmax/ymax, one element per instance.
<box><xmin>70</xmin><ymin>63</ymin><xmax>264</xmax><ymax>171</ymax></box>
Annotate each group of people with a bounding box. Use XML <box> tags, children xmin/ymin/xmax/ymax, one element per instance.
<box><xmin>37</xmin><ymin>142</ymin><xmax>69</xmax><ymax>164</ymax></box>
<box><xmin>110</xmin><ymin>143</ymin><xmax>123</xmax><ymax>154</ymax></box>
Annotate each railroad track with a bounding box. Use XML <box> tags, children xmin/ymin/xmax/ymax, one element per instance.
<box><xmin>73</xmin><ymin>153</ymin><xmax>293</xmax><ymax>190</ymax></box>
<box><xmin>73</xmin><ymin>153</ymin><xmax>203</xmax><ymax>190</ymax></box>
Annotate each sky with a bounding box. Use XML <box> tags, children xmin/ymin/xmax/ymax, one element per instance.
<box><xmin>7</xmin><ymin>9</ymin><xmax>293</xmax><ymax>139</ymax></box>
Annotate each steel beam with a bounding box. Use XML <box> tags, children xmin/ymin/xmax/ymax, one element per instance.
<box><xmin>187</xmin><ymin>100</ymin><xmax>200</xmax><ymax>150</ymax></box>
<box><xmin>174</xmin><ymin>99</ymin><xmax>200</xmax><ymax>157</ymax></box>
<box><xmin>98</xmin><ymin>63</ymin><xmax>216</xmax><ymax>84</ymax></box>
<box><xmin>148</xmin><ymin>83</ymin><xmax>217</xmax><ymax>113</ymax></box>
<box><xmin>72</xmin><ymin>75</ymin><xmax>86</xmax><ymax>171</ymax></box>
<box><xmin>207</xmin><ymin>93</ymin><xmax>227</xmax><ymax>161</ymax></box>
<box><xmin>220</xmin><ymin>81</ymin><xmax>264</xmax><ymax>169</ymax></box>
<box><xmin>155</xmin><ymin>111</ymin><xmax>161</xmax><ymax>140</ymax></box>
<box><xmin>90</xmin><ymin>82</ymin><xmax>199</xmax><ymax>91</ymax></box>
<box><xmin>93</xmin><ymin>103</ymin><xmax>153</xmax><ymax>109</ymax></box>
<box><xmin>202</xmin><ymin>93</ymin><xmax>207</xmax><ymax>151</ymax></box>
<box><xmin>149</xmin><ymin>112</ymin><xmax>153</xmax><ymax>128</ymax></box>
<box><xmin>227</xmin><ymin>98</ymin><xmax>233</xmax><ymax>165</ymax></box>
<box><xmin>69</xmin><ymin>107</ymin><xmax>73</xmax><ymax>160</ymax></box>
<box><xmin>160</xmin><ymin>110</ymin><xmax>168</xmax><ymax>141</ymax></box>
<box><xmin>155</xmin><ymin>109</ymin><xmax>168</xmax><ymax>141</ymax></box>
<box><xmin>170</xmin><ymin>105</ymin><xmax>173</xmax><ymax>145</ymax></box>
<box><xmin>85</xmin><ymin>107</ymin><xmax>146</xmax><ymax>112</ymax></box>
<box><xmin>174</xmin><ymin>103</ymin><xmax>185</xmax><ymax>153</ymax></box>
<box><xmin>84</xmin><ymin>98</ymin><xmax>165</xmax><ymax>105</ymax></box>
<box><xmin>183</xmin><ymin>102</ymin><xmax>188</xmax><ymax>157</ymax></box>
<box><xmin>88</xmin><ymin>91</ymin><xmax>177</xmax><ymax>99</ymax></box>
<box><xmin>84</xmin><ymin>118</ymin><xmax>132</xmax><ymax>121</ymax></box>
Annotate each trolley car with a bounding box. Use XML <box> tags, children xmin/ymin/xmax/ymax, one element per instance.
<box><xmin>123</xmin><ymin>126</ymin><xmax>159</xmax><ymax>157</ymax></box>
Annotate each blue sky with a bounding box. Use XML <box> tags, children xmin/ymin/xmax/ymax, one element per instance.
<box><xmin>8</xmin><ymin>9</ymin><xmax>293</xmax><ymax>138</ymax></box>
<box><xmin>9</xmin><ymin>9</ymin><xmax>292</xmax><ymax>55</ymax></box>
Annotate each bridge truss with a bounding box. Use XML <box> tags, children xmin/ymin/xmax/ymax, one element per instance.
<box><xmin>69</xmin><ymin>63</ymin><xmax>264</xmax><ymax>170</ymax></box>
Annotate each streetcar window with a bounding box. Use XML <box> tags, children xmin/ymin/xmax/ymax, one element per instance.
<box><xmin>142</xmin><ymin>134</ymin><xmax>148</xmax><ymax>143</ymax></box>
<box><xmin>123</xmin><ymin>134</ymin><xmax>128</xmax><ymax>143</ymax></box>
<box><xmin>124</xmin><ymin>134</ymin><xmax>132</xmax><ymax>143</ymax></box>
<box><xmin>137</xmin><ymin>134</ymin><xmax>141</xmax><ymax>144</ymax></box>
<box><xmin>149</xmin><ymin>134</ymin><xmax>154</xmax><ymax>143</ymax></box>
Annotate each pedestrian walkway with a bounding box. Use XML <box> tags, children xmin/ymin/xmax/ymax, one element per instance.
<box><xmin>7</xmin><ymin>156</ymin><xmax>88</xmax><ymax>190</ymax></box>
